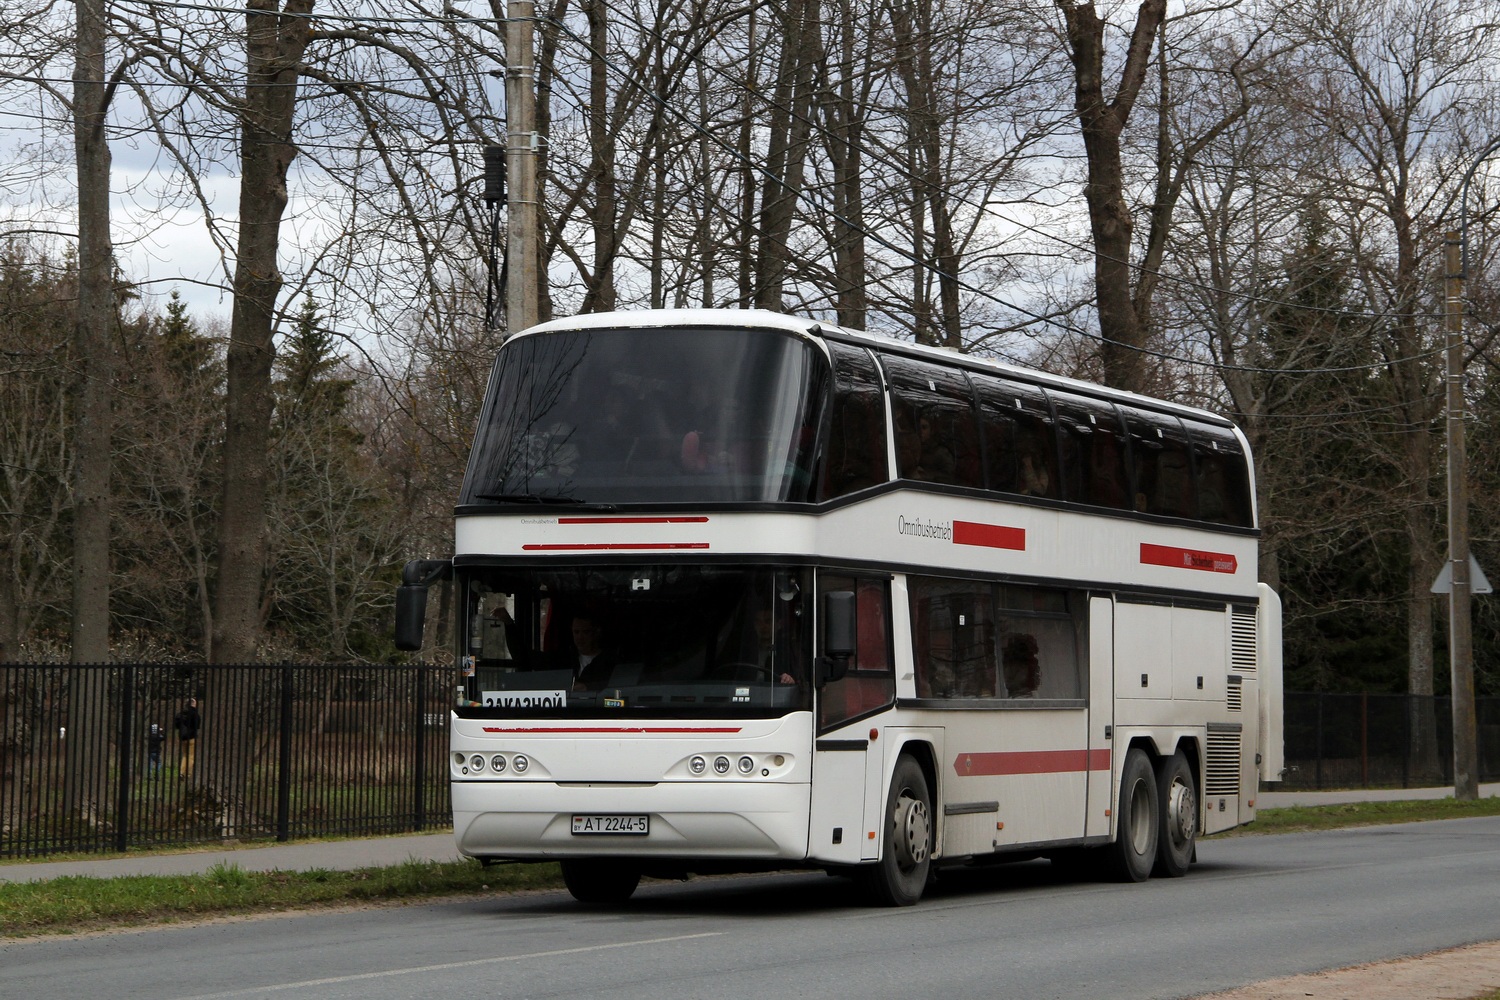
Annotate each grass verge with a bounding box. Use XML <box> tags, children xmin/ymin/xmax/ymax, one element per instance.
<box><xmin>4</xmin><ymin>796</ymin><xmax>1498</xmax><ymax>938</ymax></box>
<box><xmin>1221</xmin><ymin>795</ymin><xmax>1500</xmax><ymax>836</ymax></box>
<box><xmin>0</xmin><ymin>858</ymin><xmax>562</xmax><ymax>938</ymax></box>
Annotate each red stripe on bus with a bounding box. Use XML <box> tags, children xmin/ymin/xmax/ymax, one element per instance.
<box><xmin>557</xmin><ymin>516</ymin><xmax>711</xmax><ymax>524</ymax></box>
<box><xmin>1140</xmin><ymin>543</ymin><xmax>1238</xmax><ymax>574</ymax></box>
<box><xmin>953</xmin><ymin>520</ymin><xmax>1026</xmax><ymax>551</ymax></box>
<box><xmin>480</xmin><ymin>726</ymin><xmax>744</xmax><ymax>734</ymax></box>
<box><xmin>953</xmin><ymin>749</ymin><xmax>1112</xmax><ymax>776</ymax></box>
<box><xmin>521</xmin><ymin>542</ymin><xmax>711</xmax><ymax>551</ymax></box>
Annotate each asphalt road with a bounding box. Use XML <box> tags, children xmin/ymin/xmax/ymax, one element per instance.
<box><xmin>4</xmin><ymin>816</ymin><xmax>1499</xmax><ymax>1000</ymax></box>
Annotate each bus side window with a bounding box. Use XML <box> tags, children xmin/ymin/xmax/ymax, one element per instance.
<box><xmin>819</xmin><ymin>344</ymin><xmax>888</xmax><ymax>499</ymax></box>
<box><xmin>818</xmin><ymin>574</ymin><xmax>895</xmax><ymax>731</ymax></box>
<box><xmin>1184</xmin><ymin>419</ymin><xmax>1254</xmax><ymax>528</ymax></box>
<box><xmin>972</xmin><ymin>374</ymin><xmax>1057</xmax><ymax>500</ymax></box>
<box><xmin>1050</xmin><ymin>391</ymin><xmax>1130</xmax><ymax>510</ymax></box>
<box><xmin>996</xmin><ymin>587</ymin><xmax>1083</xmax><ymax>700</ymax></box>
<box><xmin>879</xmin><ymin>354</ymin><xmax>983</xmax><ymax>489</ymax></box>
<box><xmin>1122</xmin><ymin>407</ymin><xmax>1197</xmax><ymax>519</ymax></box>
<box><xmin>909</xmin><ymin>576</ymin><xmax>997</xmax><ymax>699</ymax></box>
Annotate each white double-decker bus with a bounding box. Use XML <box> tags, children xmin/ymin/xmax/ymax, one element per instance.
<box><xmin>396</xmin><ymin>309</ymin><xmax>1283</xmax><ymax>906</ymax></box>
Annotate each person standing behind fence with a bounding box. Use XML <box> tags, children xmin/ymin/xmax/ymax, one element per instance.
<box><xmin>174</xmin><ymin>697</ymin><xmax>200</xmax><ymax>779</ymax></box>
<box><xmin>146</xmin><ymin>722</ymin><xmax>165</xmax><ymax>776</ymax></box>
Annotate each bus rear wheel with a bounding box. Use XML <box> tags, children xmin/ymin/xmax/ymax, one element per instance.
<box><xmin>1106</xmin><ymin>748</ymin><xmax>1158</xmax><ymax>883</ymax></box>
<box><xmin>858</xmin><ymin>755</ymin><xmax>932</xmax><ymax>906</ymax></box>
<box><xmin>1153</xmin><ymin>750</ymin><xmax>1197</xmax><ymax>878</ymax></box>
<box><xmin>560</xmin><ymin>859</ymin><xmax>641</xmax><ymax>904</ymax></box>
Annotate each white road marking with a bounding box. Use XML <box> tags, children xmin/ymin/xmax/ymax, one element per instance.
<box><xmin>178</xmin><ymin>932</ymin><xmax>724</xmax><ymax>998</ymax></box>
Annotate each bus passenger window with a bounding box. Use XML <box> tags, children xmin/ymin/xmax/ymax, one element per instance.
<box><xmin>972</xmin><ymin>374</ymin><xmax>1057</xmax><ymax>499</ymax></box>
<box><xmin>819</xmin><ymin>344</ymin><xmax>888</xmax><ymax>499</ymax></box>
<box><xmin>880</xmin><ymin>355</ymin><xmax>982</xmax><ymax>489</ymax></box>
<box><xmin>908</xmin><ymin>576</ymin><xmax>997</xmax><ymax>699</ymax></box>
<box><xmin>1122</xmin><ymin>407</ymin><xmax>1196</xmax><ymax>519</ymax></box>
<box><xmin>1051</xmin><ymin>391</ymin><xmax>1130</xmax><ymax>510</ymax></box>
<box><xmin>1184</xmin><ymin>419</ymin><xmax>1254</xmax><ymax>528</ymax></box>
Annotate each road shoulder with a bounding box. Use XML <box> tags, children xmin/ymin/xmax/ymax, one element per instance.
<box><xmin>1196</xmin><ymin>940</ymin><xmax>1500</xmax><ymax>1000</ymax></box>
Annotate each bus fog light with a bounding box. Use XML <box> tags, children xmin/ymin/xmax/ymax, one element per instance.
<box><xmin>689</xmin><ymin>755</ymin><xmax>707</xmax><ymax>775</ymax></box>
<box><xmin>513</xmin><ymin>754</ymin><xmax>529</xmax><ymax>773</ymax></box>
<box><xmin>453</xmin><ymin>752</ymin><xmax>466</xmax><ymax>768</ymax></box>
<box><xmin>491</xmin><ymin>755</ymin><xmax>506</xmax><ymax>772</ymax></box>
<box><xmin>737</xmin><ymin>756</ymin><xmax>755</xmax><ymax>774</ymax></box>
<box><xmin>470</xmin><ymin>754</ymin><xmax>486</xmax><ymax>771</ymax></box>
<box><xmin>772</xmin><ymin>755</ymin><xmax>785</xmax><ymax>767</ymax></box>
<box><xmin>713</xmin><ymin>755</ymin><xmax>731</xmax><ymax>774</ymax></box>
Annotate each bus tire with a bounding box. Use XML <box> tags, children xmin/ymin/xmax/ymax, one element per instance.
<box><xmin>560</xmin><ymin>859</ymin><xmax>641</xmax><ymax>904</ymax></box>
<box><xmin>1106</xmin><ymin>747</ymin><xmax>1158</xmax><ymax>883</ymax></box>
<box><xmin>1154</xmin><ymin>750</ymin><xmax>1197</xmax><ymax>878</ymax></box>
<box><xmin>858</xmin><ymin>755</ymin><xmax>932</xmax><ymax>906</ymax></box>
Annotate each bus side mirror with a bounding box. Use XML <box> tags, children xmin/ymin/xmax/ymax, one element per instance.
<box><xmin>395</xmin><ymin>559</ymin><xmax>452</xmax><ymax>651</ymax></box>
<box><xmin>818</xmin><ymin>590</ymin><xmax>856</xmax><ymax>685</ymax></box>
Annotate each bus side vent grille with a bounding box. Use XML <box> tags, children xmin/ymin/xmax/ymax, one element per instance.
<box><xmin>1226</xmin><ymin>681</ymin><xmax>1242</xmax><ymax>712</ymax></box>
<box><xmin>1230</xmin><ymin>607</ymin><xmax>1257</xmax><ymax>671</ymax></box>
<box><xmin>1206</xmin><ymin>731</ymin><xmax>1241</xmax><ymax>797</ymax></box>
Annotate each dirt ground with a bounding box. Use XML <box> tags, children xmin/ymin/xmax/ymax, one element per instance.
<box><xmin>1196</xmin><ymin>940</ymin><xmax>1500</xmax><ymax>1000</ymax></box>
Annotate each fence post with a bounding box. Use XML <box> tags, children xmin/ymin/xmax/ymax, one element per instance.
<box><xmin>114</xmin><ymin>665</ymin><xmax>134</xmax><ymax>852</ymax></box>
<box><xmin>276</xmin><ymin>665</ymin><xmax>294</xmax><ymax>842</ymax></box>
<box><xmin>414</xmin><ymin>665</ymin><xmax>427</xmax><ymax>832</ymax></box>
<box><xmin>1315</xmin><ymin>693</ymin><xmax>1325</xmax><ymax>789</ymax></box>
<box><xmin>1402</xmin><ymin>693</ymin><xmax>1410</xmax><ymax>789</ymax></box>
<box><xmin>1360</xmin><ymin>692</ymin><xmax>1369</xmax><ymax>787</ymax></box>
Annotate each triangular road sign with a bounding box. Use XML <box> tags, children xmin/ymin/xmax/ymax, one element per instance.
<box><xmin>1430</xmin><ymin>555</ymin><xmax>1494</xmax><ymax>595</ymax></box>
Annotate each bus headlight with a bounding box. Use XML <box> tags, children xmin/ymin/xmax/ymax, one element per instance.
<box><xmin>713</xmin><ymin>755</ymin><xmax>731</xmax><ymax>774</ymax></box>
<box><xmin>469</xmin><ymin>754</ymin><xmax>486</xmax><ymax>772</ymax></box>
<box><xmin>490</xmin><ymin>755</ymin><xmax>507</xmax><ymax>772</ymax></box>
<box><xmin>737</xmin><ymin>756</ymin><xmax>755</xmax><ymax>774</ymax></box>
<box><xmin>689</xmin><ymin>755</ymin><xmax>707</xmax><ymax>775</ymax></box>
<box><xmin>512</xmin><ymin>754</ymin><xmax>529</xmax><ymax>774</ymax></box>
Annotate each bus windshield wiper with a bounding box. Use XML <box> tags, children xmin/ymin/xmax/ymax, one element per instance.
<box><xmin>474</xmin><ymin>493</ymin><xmax>615</xmax><ymax>511</ymax></box>
<box><xmin>475</xmin><ymin>492</ymin><xmax>587</xmax><ymax>504</ymax></box>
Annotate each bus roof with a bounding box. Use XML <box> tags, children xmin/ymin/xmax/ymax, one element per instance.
<box><xmin>517</xmin><ymin>308</ymin><xmax>1237</xmax><ymax>430</ymax></box>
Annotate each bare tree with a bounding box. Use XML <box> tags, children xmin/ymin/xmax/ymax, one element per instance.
<box><xmin>212</xmin><ymin>0</ymin><xmax>314</xmax><ymax>665</ymax></box>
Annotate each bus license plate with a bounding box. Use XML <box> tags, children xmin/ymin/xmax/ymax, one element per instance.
<box><xmin>571</xmin><ymin>814</ymin><xmax>649</xmax><ymax>835</ymax></box>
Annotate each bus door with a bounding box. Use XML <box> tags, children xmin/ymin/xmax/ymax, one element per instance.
<box><xmin>1085</xmin><ymin>594</ymin><xmax>1115</xmax><ymax>839</ymax></box>
<box><xmin>908</xmin><ymin>578</ymin><xmax>1092</xmax><ymax>853</ymax></box>
<box><xmin>808</xmin><ymin>574</ymin><xmax>897</xmax><ymax>865</ymax></box>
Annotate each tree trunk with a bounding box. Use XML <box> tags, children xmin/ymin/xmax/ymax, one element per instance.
<box><xmin>581</xmin><ymin>0</ymin><xmax>616</xmax><ymax>313</ymax></box>
<box><xmin>1059</xmin><ymin>0</ymin><xmax>1165</xmax><ymax>392</ymax></box>
<box><xmin>212</xmin><ymin>0</ymin><xmax>314</xmax><ymax>665</ymax></box>
<box><xmin>754</xmin><ymin>0</ymin><xmax>821</xmax><ymax>310</ymax></box>
<box><xmin>71</xmin><ymin>0</ymin><xmax>113</xmax><ymax>667</ymax></box>
<box><xmin>65</xmin><ymin>0</ymin><xmax>115</xmax><ymax>822</ymax></box>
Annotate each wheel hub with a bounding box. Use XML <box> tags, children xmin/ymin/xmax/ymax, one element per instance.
<box><xmin>1167</xmin><ymin>778</ymin><xmax>1196</xmax><ymax>845</ymax></box>
<box><xmin>893</xmin><ymin>792</ymin><xmax>930</xmax><ymax>869</ymax></box>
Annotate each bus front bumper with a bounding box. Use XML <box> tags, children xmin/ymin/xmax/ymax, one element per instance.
<box><xmin>452</xmin><ymin>779</ymin><xmax>812</xmax><ymax>861</ymax></box>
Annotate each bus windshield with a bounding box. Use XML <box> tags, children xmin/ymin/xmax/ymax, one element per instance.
<box><xmin>458</xmin><ymin>565</ymin><xmax>813</xmax><ymax>717</ymax></box>
<box><xmin>460</xmin><ymin>326</ymin><xmax>826</xmax><ymax>505</ymax></box>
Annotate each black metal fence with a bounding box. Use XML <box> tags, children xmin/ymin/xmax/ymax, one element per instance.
<box><xmin>1282</xmin><ymin>691</ymin><xmax>1500</xmax><ymax>790</ymax></box>
<box><xmin>0</xmin><ymin>663</ymin><xmax>452</xmax><ymax>858</ymax></box>
<box><xmin>3</xmin><ymin>669</ymin><xmax>1496</xmax><ymax>858</ymax></box>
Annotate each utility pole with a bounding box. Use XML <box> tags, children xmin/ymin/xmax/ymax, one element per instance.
<box><xmin>505</xmin><ymin>0</ymin><xmax>540</xmax><ymax>335</ymax></box>
<box><xmin>1445</xmin><ymin>232</ymin><xmax>1478</xmax><ymax>801</ymax></box>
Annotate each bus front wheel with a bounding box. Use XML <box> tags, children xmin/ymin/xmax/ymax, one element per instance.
<box><xmin>560</xmin><ymin>859</ymin><xmax>641</xmax><ymax>904</ymax></box>
<box><xmin>1106</xmin><ymin>748</ymin><xmax>1158</xmax><ymax>883</ymax></box>
<box><xmin>858</xmin><ymin>755</ymin><xmax>932</xmax><ymax>906</ymax></box>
